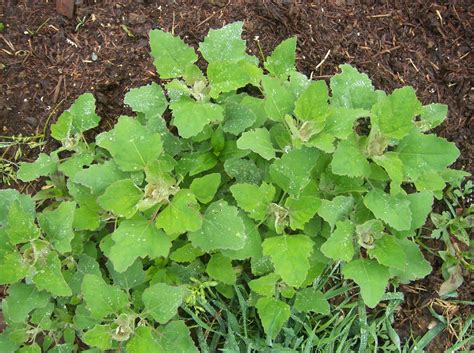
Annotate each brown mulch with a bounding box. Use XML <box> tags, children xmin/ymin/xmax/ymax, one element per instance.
<box><xmin>0</xmin><ymin>1</ymin><xmax>472</xmax><ymax>351</ymax></box>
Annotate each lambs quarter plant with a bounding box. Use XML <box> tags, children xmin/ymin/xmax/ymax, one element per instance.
<box><xmin>0</xmin><ymin>21</ymin><xmax>468</xmax><ymax>352</ymax></box>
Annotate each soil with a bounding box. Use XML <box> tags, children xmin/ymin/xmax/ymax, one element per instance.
<box><xmin>0</xmin><ymin>0</ymin><xmax>472</xmax><ymax>351</ymax></box>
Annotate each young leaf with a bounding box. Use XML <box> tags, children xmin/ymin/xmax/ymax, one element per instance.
<box><xmin>170</xmin><ymin>99</ymin><xmax>224</xmax><ymax>138</ymax></box>
<box><xmin>236</xmin><ymin>128</ymin><xmax>276</xmax><ymax>160</ymax></box>
<box><xmin>230</xmin><ymin>182</ymin><xmax>275</xmax><ymax>221</ymax></box>
<box><xmin>331</xmin><ymin>135</ymin><xmax>371</xmax><ymax>178</ymax></box>
<box><xmin>96</xmin><ymin>116</ymin><xmax>163</xmax><ymax>171</ymax></box>
<box><xmin>294</xmin><ymin>80</ymin><xmax>329</xmax><ymax>127</ymax></box>
<box><xmin>342</xmin><ymin>259</ymin><xmax>390</xmax><ymax>308</ymax></box>
<box><xmin>38</xmin><ymin>201</ymin><xmax>76</xmax><ymax>254</ymax></box>
<box><xmin>189</xmin><ymin>200</ymin><xmax>246</xmax><ymax>252</ymax></box>
<box><xmin>220</xmin><ymin>214</ymin><xmax>262</xmax><ymax>260</ymax></box>
<box><xmin>82</xmin><ymin>325</ymin><xmax>112</xmax><ymax>351</ymax></box>
<box><xmin>97</xmin><ymin>179</ymin><xmax>143</xmax><ymax>218</ymax></box>
<box><xmin>206</xmin><ymin>253</ymin><xmax>236</xmax><ymax>285</ymax></box>
<box><xmin>189</xmin><ymin>173</ymin><xmax>221</xmax><ymax>204</ymax></box>
<box><xmin>199</xmin><ymin>21</ymin><xmax>247</xmax><ymax>63</ymax></box>
<box><xmin>2</xmin><ymin>284</ymin><xmax>50</xmax><ymax>324</ymax></box>
<box><xmin>372</xmin><ymin>152</ymin><xmax>404</xmax><ymax>194</ymax></box>
<box><xmin>262</xmin><ymin>76</ymin><xmax>295</xmax><ymax>121</ymax></box>
<box><xmin>109</xmin><ymin>217</ymin><xmax>171</xmax><ymax>272</ymax></box>
<box><xmin>224</xmin><ymin>158</ymin><xmax>263</xmax><ymax>185</ymax></box>
<box><xmin>81</xmin><ymin>274</ymin><xmax>128</xmax><ymax>319</ymax></box>
<box><xmin>416</xmin><ymin>103</ymin><xmax>448</xmax><ymax>131</ymax></box>
<box><xmin>407</xmin><ymin>191</ymin><xmax>433</xmax><ymax>231</ymax></box>
<box><xmin>285</xmin><ymin>195</ymin><xmax>321</xmax><ymax>230</ymax></box>
<box><xmin>262</xmin><ymin>234</ymin><xmax>314</xmax><ymax>287</ymax></box>
<box><xmin>208</xmin><ymin>61</ymin><xmax>262</xmax><ymax>98</ymax></box>
<box><xmin>17</xmin><ymin>153</ymin><xmax>58</xmax><ymax>182</ymax></box>
<box><xmin>371</xmin><ymin>86</ymin><xmax>422</xmax><ymax>140</ymax></box>
<box><xmin>294</xmin><ymin>287</ymin><xmax>330</xmax><ymax>314</ymax></box>
<box><xmin>320</xmin><ymin>220</ymin><xmax>355</xmax><ymax>262</ymax></box>
<box><xmin>142</xmin><ymin>283</ymin><xmax>188</xmax><ymax>324</ymax></box>
<box><xmin>255</xmin><ymin>297</ymin><xmax>291</xmax><ymax>339</ymax></box>
<box><xmin>149</xmin><ymin>29</ymin><xmax>198</xmax><ymax>79</ymax></box>
<box><xmin>364</xmin><ymin>190</ymin><xmax>412</xmax><ymax>231</ymax></box>
<box><xmin>248</xmin><ymin>273</ymin><xmax>279</xmax><ymax>297</ymax></box>
<box><xmin>124</xmin><ymin>83</ymin><xmax>168</xmax><ymax>122</ymax></box>
<box><xmin>317</xmin><ymin>196</ymin><xmax>354</xmax><ymax>230</ymax></box>
<box><xmin>264</xmin><ymin>37</ymin><xmax>297</xmax><ymax>77</ymax></box>
<box><xmin>73</xmin><ymin>160</ymin><xmax>128</xmax><ymax>195</ymax></box>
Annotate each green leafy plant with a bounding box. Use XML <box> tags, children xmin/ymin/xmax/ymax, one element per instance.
<box><xmin>0</xmin><ymin>22</ymin><xmax>469</xmax><ymax>351</ymax></box>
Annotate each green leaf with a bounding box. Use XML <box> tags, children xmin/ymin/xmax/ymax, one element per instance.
<box><xmin>416</xmin><ymin>103</ymin><xmax>448</xmax><ymax>131</ymax></box>
<box><xmin>32</xmin><ymin>251</ymin><xmax>71</xmax><ymax>297</ymax></box>
<box><xmin>81</xmin><ymin>274</ymin><xmax>128</xmax><ymax>319</ymax></box>
<box><xmin>262</xmin><ymin>76</ymin><xmax>295</xmax><ymax>121</ymax></box>
<box><xmin>372</xmin><ymin>152</ymin><xmax>404</xmax><ymax>194</ymax></box>
<box><xmin>294</xmin><ymin>80</ymin><xmax>329</xmax><ymax>125</ymax></box>
<box><xmin>156</xmin><ymin>189</ymin><xmax>202</xmax><ymax>236</ymax></box>
<box><xmin>107</xmin><ymin>259</ymin><xmax>145</xmax><ymax>290</ymax></box>
<box><xmin>269</xmin><ymin>146</ymin><xmax>319</xmax><ymax>197</ymax></box>
<box><xmin>389</xmin><ymin>239</ymin><xmax>432</xmax><ymax>281</ymax></box>
<box><xmin>318</xmin><ymin>196</ymin><xmax>354</xmax><ymax>230</ymax></box>
<box><xmin>199</xmin><ymin>22</ymin><xmax>247</xmax><ymax>63</ymax></box>
<box><xmin>177</xmin><ymin>151</ymin><xmax>218</xmax><ymax>176</ymax></box>
<box><xmin>364</xmin><ymin>190</ymin><xmax>411</xmax><ymax>231</ymax></box>
<box><xmin>208</xmin><ymin>61</ymin><xmax>262</xmax><ymax>98</ymax></box>
<box><xmin>237</xmin><ymin>128</ymin><xmax>276</xmax><ymax>160</ymax></box>
<box><xmin>73</xmin><ymin>160</ymin><xmax>128</xmax><ymax>195</ymax></box>
<box><xmin>407</xmin><ymin>191</ymin><xmax>433</xmax><ymax>231</ymax></box>
<box><xmin>370</xmin><ymin>235</ymin><xmax>407</xmax><ymax>271</ymax></box>
<box><xmin>206</xmin><ymin>253</ymin><xmax>236</xmax><ymax>285</ymax></box>
<box><xmin>51</xmin><ymin>93</ymin><xmax>100</xmax><ymax>141</ymax></box>
<box><xmin>189</xmin><ymin>200</ymin><xmax>246</xmax><ymax>252</ymax></box>
<box><xmin>249</xmin><ymin>273</ymin><xmax>279</xmax><ymax>297</ymax></box>
<box><xmin>3</xmin><ymin>284</ymin><xmax>50</xmax><ymax>324</ymax></box>
<box><xmin>124</xmin><ymin>83</ymin><xmax>167</xmax><ymax>122</ymax></box>
<box><xmin>264</xmin><ymin>37</ymin><xmax>297</xmax><ymax>77</ymax></box>
<box><xmin>331</xmin><ymin>135</ymin><xmax>371</xmax><ymax>178</ymax></box>
<box><xmin>171</xmin><ymin>99</ymin><xmax>224</xmax><ymax>138</ymax></box>
<box><xmin>170</xmin><ymin>243</ymin><xmax>204</xmax><ymax>263</ymax></box>
<box><xmin>342</xmin><ymin>259</ymin><xmax>390</xmax><ymax>308</ymax></box>
<box><xmin>294</xmin><ymin>288</ymin><xmax>330</xmax><ymax>314</ymax></box>
<box><xmin>230</xmin><ymin>182</ymin><xmax>275</xmax><ymax>221</ymax></box>
<box><xmin>220</xmin><ymin>214</ymin><xmax>262</xmax><ymax>260</ymax></box>
<box><xmin>17</xmin><ymin>153</ymin><xmax>58</xmax><ymax>182</ymax></box>
<box><xmin>262</xmin><ymin>234</ymin><xmax>314</xmax><ymax>287</ymax></box>
<box><xmin>109</xmin><ymin>217</ymin><xmax>171</xmax><ymax>272</ymax></box>
<box><xmin>38</xmin><ymin>201</ymin><xmax>76</xmax><ymax>254</ymax></box>
<box><xmin>320</xmin><ymin>220</ymin><xmax>355</xmax><ymax>262</ymax></box>
<box><xmin>223</xmin><ymin>158</ymin><xmax>263</xmax><ymax>185</ymax></box>
<box><xmin>330</xmin><ymin>64</ymin><xmax>376</xmax><ymax>110</ymax></box>
<box><xmin>0</xmin><ymin>252</ymin><xmax>30</xmax><ymax>285</ymax></box>
<box><xmin>5</xmin><ymin>200</ymin><xmax>39</xmax><ymax>245</ymax></box>
<box><xmin>96</xmin><ymin>116</ymin><xmax>163</xmax><ymax>171</ymax></box>
<box><xmin>255</xmin><ymin>297</ymin><xmax>291</xmax><ymax>339</ymax></box>
<box><xmin>127</xmin><ymin>326</ymin><xmax>159</xmax><ymax>353</ymax></box>
<box><xmin>82</xmin><ymin>325</ymin><xmax>112</xmax><ymax>351</ymax></box>
<box><xmin>285</xmin><ymin>196</ymin><xmax>321</xmax><ymax>230</ymax></box>
<box><xmin>69</xmin><ymin>254</ymin><xmax>102</xmax><ymax>295</ymax></box>
<box><xmin>156</xmin><ymin>321</ymin><xmax>198</xmax><ymax>353</ymax></box>
<box><xmin>142</xmin><ymin>283</ymin><xmax>188</xmax><ymax>324</ymax></box>
<box><xmin>58</xmin><ymin>150</ymin><xmax>95</xmax><ymax>178</ymax></box>
<box><xmin>149</xmin><ymin>29</ymin><xmax>197</xmax><ymax>79</ymax></box>
<box><xmin>18</xmin><ymin>343</ymin><xmax>41</xmax><ymax>353</ymax></box>
<box><xmin>222</xmin><ymin>100</ymin><xmax>258</xmax><ymax>135</ymax></box>
<box><xmin>396</xmin><ymin>130</ymin><xmax>460</xmax><ymax>181</ymax></box>
<box><xmin>189</xmin><ymin>173</ymin><xmax>221</xmax><ymax>204</ymax></box>
<box><xmin>97</xmin><ymin>179</ymin><xmax>143</xmax><ymax>218</ymax></box>
<box><xmin>371</xmin><ymin>86</ymin><xmax>422</xmax><ymax>140</ymax></box>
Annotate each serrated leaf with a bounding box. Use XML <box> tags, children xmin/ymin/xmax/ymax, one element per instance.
<box><xmin>109</xmin><ymin>217</ymin><xmax>171</xmax><ymax>272</ymax></box>
<box><xmin>364</xmin><ymin>190</ymin><xmax>411</xmax><ymax>231</ymax></box>
<box><xmin>255</xmin><ymin>297</ymin><xmax>291</xmax><ymax>339</ymax></box>
<box><xmin>156</xmin><ymin>321</ymin><xmax>199</xmax><ymax>353</ymax></box>
<box><xmin>33</xmin><ymin>252</ymin><xmax>72</xmax><ymax>297</ymax></box>
<box><xmin>371</xmin><ymin>86</ymin><xmax>422</xmax><ymax>140</ymax></box>
<box><xmin>396</xmin><ymin>130</ymin><xmax>460</xmax><ymax>181</ymax></box>
<box><xmin>223</xmin><ymin>158</ymin><xmax>263</xmax><ymax>185</ymax></box>
<box><xmin>58</xmin><ymin>150</ymin><xmax>95</xmax><ymax>178</ymax></box>
<box><xmin>17</xmin><ymin>153</ymin><xmax>58</xmax><ymax>182</ymax></box>
<box><xmin>318</xmin><ymin>196</ymin><xmax>354</xmax><ymax>230</ymax></box>
<box><xmin>0</xmin><ymin>252</ymin><xmax>30</xmax><ymax>285</ymax></box>
<box><xmin>189</xmin><ymin>200</ymin><xmax>246</xmax><ymax>252</ymax></box>
<box><xmin>38</xmin><ymin>201</ymin><xmax>76</xmax><ymax>254</ymax></box>
<box><xmin>81</xmin><ymin>274</ymin><xmax>128</xmax><ymax>319</ymax></box>
<box><xmin>82</xmin><ymin>325</ymin><xmax>112</xmax><ymax>351</ymax></box>
<box><xmin>370</xmin><ymin>235</ymin><xmax>407</xmax><ymax>271</ymax></box>
<box><xmin>221</xmin><ymin>214</ymin><xmax>262</xmax><ymax>260</ymax></box>
<box><xmin>73</xmin><ymin>160</ymin><xmax>128</xmax><ymax>195</ymax></box>
<box><xmin>170</xmin><ymin>243</ymin><xmax>204</xmax><ymax>263</ymax></box>
<box><xmin>249</xmin><ymin>272</ymin><xmax>279</xmax><ymax>297</ymax></box>
<box><xmin>51</xmin><ymin>93</ymin><xmax>100</xmax><ymax>141</ymax></box>
<box><xmin>208</xmin><ymin>61</ymin><xmax>262</xmax><ymax>98</ymax></box>
<box><xmin>156</xmin><ymin>189</ymin><xmax>202</xmax><ymax>236</ymax></box>
<box><xmin>170</xmin><ymin>99</ymin><xmax>224</xmax><ymax>138</ymax></box>
<box><xmin>330</xmin><ymin>64</ymin><xmax>376</xmax><ymax>110</ymax></box>
<box><xmin>320</xmin><ymin>220</ymin><xmax>355</xmax><ymax>262</ymax></box>
<box><xmin>230</xmin><ymin>182</ymin><xmax>275</xmax><ymax>221</ymax></box>
<box><xmin>294</xmin><ymin>80</ymin><xmax>329</xmax><ymax>126</ymax></box>
<box><xmin>342</xmin><ymin>259</ymin><xmax>390</xmax><ymax>308</ymax></box>
<box><xmin>189</xmin><ymin>173</ymin><xmax>221</xmax><ymax>204</ymax></box>
<box><xmin>416</xmin><ymin>103</ymin><xmax>448</xmax><ymax>131</ymax></box>
<box><xmin>264</xmin><ymin>37</ymin><xmax>297</xmax><ymax>77</ymax></box>
<box><xmin>97</xmin><ymin>179</ymin><xmax>143</xmax><ymax>218</ymax></box>
<box><xmin>3</xmin><ymin>284</ymin><xmax>50</xmax><ymax>324</ymax></box>
<box><xmin>223</xmin><ymin>100</ymin><xmax>258</xmax><ymax>135</ymax></box>
<box><xmin>294</xmin><ymin>288</ymin><xmax>330</xmax><ymax>314</ymax></box>
<box><xmin>285</xmin><ymin>195</ymin><xmax>321</xmax><ymax>230</ymax></box>
<box><xmin>142</xmin><ymin>283</ymin><xmax>187</xmax><ymax>324</ymax></box>
<box><xmin>5</xmin><ymin>199</ymin><xmax>39</xmax><ymax>245</ymax></box>
<box><xmin>262</xmin><ymin>234</ymin><xmax>313</xmax><ymax>287</ymax></box>
<box><xmin>127</xmin><ymin>326</ymin><xmax>159</xmax><ymax>353</ymax></box>
<box><xmin>124</xmin><ymin>83</ymin><xmax>167</xmax><ymax>122</ymax></box>
<box><xmin>199</xmin><ymin>22</ymin><xmax>247</xmax><ymax>63</ymax></box>
<box><xmin>331</xmin><ymin>135</ymin><xmax>371</xmax><ymax>178</ymax></box>
<box><xmin>96</xmin><ymin>116</ymin><xmax>163</xmax><ymax>171</ymax></box>
<box><xmin>269</xmin><ymin>146</ymin><xmax>319</xmax><ymax>197</ymax></box>
<box><xmin>206</xmin><ymin>253</ymin><xmax>236</xmax><ymax>285</ymax></box>
<box><xmin>262</xmin><ymin>76</ymin><xmax>295</xmax><ymax>121</ymax></box>
<box><xmin>107</xmin><ymin>259</ymin><xmax>146</xmax><ymax>290</ymax></box>
<box><xmin>407</xmin><ymin>191</ymin><xmax>433</xmax><ymax>231</ymax></box>
<box><xmin>69</xmin><ymin>254</ymin><xmax>102</xmax><ymax>295</ymax></box>
<box><xmin>373</xmin><ymin>152</ymin><xmax>404</xmax><ymax>194</ymax></box>
<box><xmin>236</xmin><ymin>128</ymin><xmax>276</xmax><ymax>160</ymax></box>
<box><xmin>389</xmin><ymin>239</ymin><xmax>432</xmax><ymax>281</ymax></box>
<box><xmin>18</xmin><ymin>343</ymin><xmax>41</xmax><ymax>353</ymax></box>
<box><xmin>177</xmin><ymin>151</ymin><xmax>218</xmax><ymax>176</ymax></box>
<box><xmin>149</xmin><ymin>29</ymin><xmax>197</xmax><ymax>79</ymax></box>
